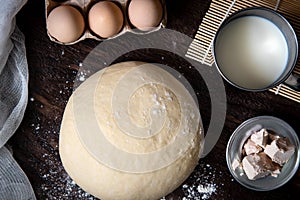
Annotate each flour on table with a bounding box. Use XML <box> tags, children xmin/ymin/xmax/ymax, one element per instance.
<box><xmin>76</xmin><ymin>70</ymin><xmax>91</xmax><ymax>82</ymax></box>
<box><xmin>181</xmin><ymin>161</ymin><xmax>223</xmax><ymax>200</ymax></box>
<box><xmin>40</xmin><ymin>153</ymin><xmax>95</xmax><ymax>200</ymax></box>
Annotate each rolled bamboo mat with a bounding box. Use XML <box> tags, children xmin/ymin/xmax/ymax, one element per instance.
<box><xmin>186</xmin><ymin>0</ymin><xmax>300</xmax><ymax>103</ymax></box>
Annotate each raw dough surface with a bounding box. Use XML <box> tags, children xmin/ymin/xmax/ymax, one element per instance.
<box><xmin>59</xmin><ymin>61</ymin><xmax>203</xmax><ymax>200</ymax></box>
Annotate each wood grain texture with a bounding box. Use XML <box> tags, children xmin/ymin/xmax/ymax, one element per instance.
<box><xmin>7</xmin><ymin>0</ymin><xmax>300</xmax><ymax>199</ymax></box>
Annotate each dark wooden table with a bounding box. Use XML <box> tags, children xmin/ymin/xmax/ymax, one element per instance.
<box><xmin>9</xmin><ymin>0</ymin><xmax>299</xmax><ymax>199</ymax></box>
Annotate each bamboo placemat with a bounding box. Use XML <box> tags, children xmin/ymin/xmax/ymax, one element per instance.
<box><xmin>186</xmin><ymin>0</ymin><xmax>300</xmax><ymax>103</ymax></box>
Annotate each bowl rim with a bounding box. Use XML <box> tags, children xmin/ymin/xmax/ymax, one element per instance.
<box><xmin>226</xmin><ymin>115</ymin><xmax>300</xmax><ymax>191</ymax></box>
<box><xmin>212</xmin><ymin>7</ymin><xmax>299</xmax><ymax>92</ymax></box>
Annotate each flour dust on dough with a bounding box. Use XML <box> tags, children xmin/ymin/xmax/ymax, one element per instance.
<box><xmin>59</xmin><ymin>61</ymin><xmax>204</xmax><ymax>200</ymax></box>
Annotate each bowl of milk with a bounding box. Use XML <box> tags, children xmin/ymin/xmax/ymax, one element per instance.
<box><xmin>213</xmin><ymin>7</ymin><xmax>298</xmax><ymax>91</ymax></box>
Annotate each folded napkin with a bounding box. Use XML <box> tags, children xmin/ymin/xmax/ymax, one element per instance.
<box><xmin>0</xmin><ymin>0</ymin><xmax>36</xmax><ymax>199</ymax></box>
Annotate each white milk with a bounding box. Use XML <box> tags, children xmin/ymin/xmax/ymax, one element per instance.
<box><xmin>215</xmin><ymin>16</ymin><xmax>288</xmax><ymax>89</ymax></box>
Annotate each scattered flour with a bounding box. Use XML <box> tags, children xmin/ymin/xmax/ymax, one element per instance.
<box><xmin>197</xmin><ymin>184</ymin><xmax>216</xmax><ymax>196</ymax></box>
<box><xmin>76</xmin><ymin>70</ymin><xmax>91</xmax><ymax>82</ymax></box>
<box><xmin>79</xmin><ymin>76</ymin><xmax>85</xmax><ymax>82</ymax></box>
<box><xmin>40</xmin><ymin>153</ymin><xmax>95</xmax><ymax>200</ymax></box>
<box><xmin>181</xmin><ymin>161</ymin><xmax>224</xmax><ymax>200</ymax></box>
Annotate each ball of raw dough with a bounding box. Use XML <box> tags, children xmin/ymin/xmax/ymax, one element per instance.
<box><xmin>59</xmin><ymin>61</ymin><xmax>203</xmax><ymax>200</ymax></box>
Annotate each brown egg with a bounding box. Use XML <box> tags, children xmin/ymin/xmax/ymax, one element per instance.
<box><xmin>47</xmin><ymin>5</ymin><xmax>85</xmax><ymax>43</ymax></box>
<box><xmin>88</xmin><ymin>1</ymin><xmax>124</xmax><ymax>38</ymax></box>
<box><xmin>128</xmin><ymin>0</ymin><xmax>163</xmax><ymax>31</ymax></box>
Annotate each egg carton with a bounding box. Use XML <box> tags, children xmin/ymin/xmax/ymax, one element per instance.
<box><xmin>45</xmin><ymin>0</ymin><xmax>167</xmax><ymax>45</ymax></box>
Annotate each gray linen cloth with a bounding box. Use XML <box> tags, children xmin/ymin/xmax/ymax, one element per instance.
<box><xmin>0</xmin><ymin>0</ymin><xmax>36</xmax><ymax>199</ymax></box>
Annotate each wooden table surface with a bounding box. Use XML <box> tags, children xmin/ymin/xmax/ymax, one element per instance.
<box><xmin>9</xmin><ymin>0</ymin><xmax>299</xmax><ymax>199</ymax></box>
